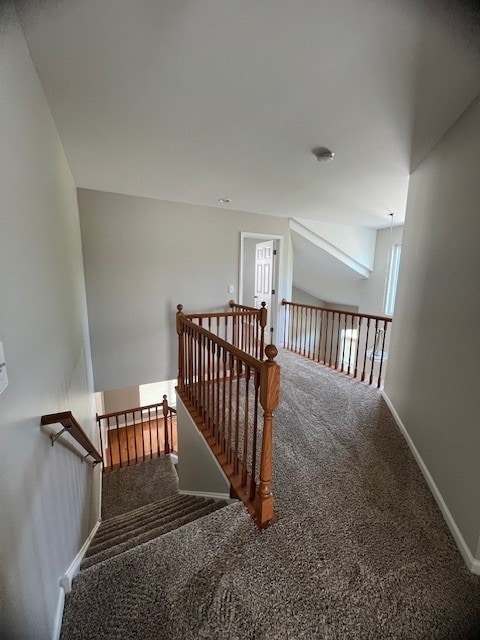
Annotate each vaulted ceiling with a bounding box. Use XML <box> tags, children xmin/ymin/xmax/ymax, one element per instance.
<box><xmin>18</xmin><ymin>0</ymin><xmax>480</xmax><ymax>228</ymax></box>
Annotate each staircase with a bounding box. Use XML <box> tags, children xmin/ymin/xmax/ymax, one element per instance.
<box><xmin>81</xmin><ymin>494</ymin><xmax>227</xmax><ymax>571</ymax></box>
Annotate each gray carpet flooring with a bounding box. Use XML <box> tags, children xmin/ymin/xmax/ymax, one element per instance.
<box><xmin>101</xmin><ymin>455</ymin><xmax>179</xmax><ymax>520</ymax></box>
<box><xmin>62</xmin><ymin>350</ymin><xmax>480</xmax><ymax>639</ymax></box>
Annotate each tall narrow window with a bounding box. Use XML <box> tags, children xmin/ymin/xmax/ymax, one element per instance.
<box><xmin>384</xmin><ymin>244</ymin><xmax>401</xmax><ymax>316</ymax></box>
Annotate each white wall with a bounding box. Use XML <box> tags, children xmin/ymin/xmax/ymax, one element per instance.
<box><xmin>358</xmin><ymin>225</ymin><xmax>403</xmax><ymax>315</ymax></box>
<box><xmin>292</xmin><ymin>287</ymin><xmax>326</xmax><ymax>308</ymax></box>
<box><xmin>358</xmin><ymin>225</ymin><xmax>403</xmax><ymax>316</ymax></box>
<box><xmin>176</xmin><ymin>397</ymin><xmax>230</xmax><ymax>498</ymax></box>
<box><xmin>78</xmin><ymin>189</ymin><xmax>292</xmax><ymax>392</ymax></box>
<box><xmin>0</xmin><ymin>5</ymin><xmax>97</xmax><ymax>638</ymax></box>
<box><xmin>385</xmin><ymin>95</ymin><xmax>480</xmax><ymax>562</ymax></box>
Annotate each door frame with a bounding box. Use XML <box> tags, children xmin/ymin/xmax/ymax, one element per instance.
<box><xmin>239</xmin><ymin>232</ymin><xmax>285</xmax><ymax>347</ymax></box>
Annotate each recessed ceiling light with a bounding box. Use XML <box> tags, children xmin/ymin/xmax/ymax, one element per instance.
<box><xmin>312</xmin><ymin>147</ymin><xmax>335</xmax><ymax>163</ymax></box>
<box><xmin>218</xmin><ymin>198</ymin><xmax>232</xmax><ymax>204</ymax></box>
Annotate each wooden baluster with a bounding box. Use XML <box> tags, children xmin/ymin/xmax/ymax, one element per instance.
<box><xmin>228</xmin><ymin>353</ymin><xmax>234</xmax><ymax>464</ymax></box>
<box><xmin>211</xmin><ymin>342</ymin><xmax>217</xmax><ymax>439</ymax></box>
<box><xmin>301</xmin><ymin>307</ymin><xmax>306</xmax><ymax>357</ymax></box>
<box><xmin>294</xmin><ymin>305</ymin><xmax>299</xmax><ymax>353</ymax></box>
<box><xmin>334</xmin><ymin>313</ymin><xmax>341</xmax><ymax>370</ymax></box>
<box><xmin>162</xmin><ymin>394</ymin><xmax>170</xmax><ymax>454</ymax></box>
<box><xmin>234</xmin><ymin>357</ymin><xmax>242</xmax><ymax>475</ymax></box>
<box><xmin>341</xmin><ymin>313</ymin><xmax>347</xmax><ymax>373</ymax></box>
<box><xmin>232</xmin><ymin>314</ymin><xmax>237</xmax><ymax>349</ymax></box>
<box><xmin>316</xmin><ymin>310</ymin><xmax>322</xmax><ymax>363</ymax></box>
<box><xmin>377</xmin><ymin>320</ymin><xmax>388</xmax><ymax>389</ymax></box>
<box><xmin>216</xmin><ymin>344</ymin><xmax>221</xmax><ymax>445</ymax></box>
<box><xmin>155</xmin><ymin>405</ymin><xmax>160</xmax><ymax>457</ymax></box>
<box><xmin>148</xmin><ymin>407</ymin><xmax>153</xmax><ymax>459</ymax></box>
<box><xmin>206</xmin><ymin>336</ymin><xmax>211</xmax><ymax>434</ymax></box>
<box><xmin>354</xmin><ymin>317</ymin><xmax>362</xmax><ymax>379</ymax></box>
<box><xmin>106</xmin><ymin>417</ymin><xmax>112</xmax><ymax>470</ymax></box>
<box><xmin>250</xmin><ymin>369</ymin><xmax>260</xmax><ymax>501</ymax></box>
<box><xmin>124</xmin><ymin>412</ymin><xmax>130</xmax><ymax>466</ymax></box>
<box><xmin>347</xmin><ymin>315</ymin><xmax>355</xmax><ymax>375</ymax></box>
<box><xmin>176</xmin><ymin>305</ymin><xmax>184</xmax><ymax>391</ymax></box>
<box><xmin>259</xmin><ymin>302</ymin><xmax>267</xmax><ymax>360</ymax></box>
<box><xmin>97</xmin><ymin>415</ymin><xmax>104</xmax><ymax>472</ymax></box>
<box><xmin>329</xmin><ymin>311</ymin><xmax>334</xmax><ymax>367</ymax></box>
<box><xmin>115</xmin><ymin>414</ymin><xmax>122</xmax><ymax>468</ymax></box>
<box><xmin>312</xmin><ymin>309</ymin><xmax>318</xmax><ymax>361</ymax></box>
<box><xmin>370</xmin><ymin>319</ymin><xmax>379</xmax><ymax>386</ymax></box>
<box><xmin>242</xmin><ymin>365</ymin><xmax>251</xmax><ymax>487</ymax></box>
<box><xmin>170</xmin><ymin>410</ymin><xmax>174</xmax><ymax>453</ymax></box>
<box><xmin>255</xmin><ymin>344</ymin><xmax>280</xmax><ymax>527</ymax></box>
<box><xmin>222</xmin><ymin>347</ymin><xmax>227</xmax><ymax>454</ymax></box>
<box><xmin>362</xmin><ymin>317</ymin><xmax>371</xmax><ymax>382</ymax></box>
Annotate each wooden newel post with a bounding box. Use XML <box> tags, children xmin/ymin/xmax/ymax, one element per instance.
<box><xmin>176</xmin><ymin>304</ymin><xmax>184</xmax><ymax>391</ymax></box>
<box><xmin>162</xmin><ymin>394</ymin><xmax>171</xmax><ymax>454</ymax></box>
<box><xmin>229</xmin><ymin>299</ymin><xmax>236</xmax><ymax>309</ymax></box>
<box><xmin>255</xmin><ymin>343</ymin><xmax>280</xmax><ymax>527</ymax></box>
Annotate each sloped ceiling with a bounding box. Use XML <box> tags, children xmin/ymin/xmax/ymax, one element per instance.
<box><xmin>292</xmin><ymin>230</ymin><xmax>365</xmax><ymax>307</ymax></box>
<box><xmin>18</xmin><ymin>0</ymin><xmax>480</xmax><ymax>228</ymax></box>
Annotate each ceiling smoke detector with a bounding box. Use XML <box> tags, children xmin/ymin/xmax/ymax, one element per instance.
<box><xmin>218</xmin><ymin>198</ymin><xmax>232</xmax><ymax>204</ymax></box>
<box><xmin>313</xmin><ymin>147</ymin><xmax>335</xmax><ymax>163</ymax></box>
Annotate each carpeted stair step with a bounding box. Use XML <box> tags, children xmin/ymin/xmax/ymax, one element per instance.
<box><xmin>96</xmin><ymin>494</ymin><xmax>189</xmax><ymax>535</ymax></box>
<box><xmin>87</xmin><ymin>497</ymin><xmax>215</xmax><ymax>556</ymax></box>
<box><xmin>92</xmin><ymin>495</ymin><xmax>198</xmax><ymax>544</ymax></box>
<box><xmin>81</xmin><ymin>497</ymin><xmax>227</xmax><ymax>571</ymax></box>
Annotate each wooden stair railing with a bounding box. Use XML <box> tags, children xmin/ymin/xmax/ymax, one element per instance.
<box><xmin>282</xmin><ymin>299</ymin><xmax>393</xmax><ymax>388</ymax></box>
<box><xmin>41</xmin><ymin>412</ymin><xmax>102</xmax><ymax>465</ymax></box>
<box><xmin>97</xmin><ymin>397</ymin><xmax>177</xmax><ymax>472</ymax></box>
<box><xmin>177</xmin><ymin>304</ymin><xmax>280</xmax><ymax>528</ymax></box>
<box><xmin>184</xmin><ymin>300</ymin><xmax>267</xmax><ymax>360</ymax></box>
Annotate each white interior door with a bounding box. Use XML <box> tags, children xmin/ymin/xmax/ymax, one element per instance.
<box><xmin>254</xmin><ymin>240</ymin><xmax>274</xmax><ymax>314</ymax></box>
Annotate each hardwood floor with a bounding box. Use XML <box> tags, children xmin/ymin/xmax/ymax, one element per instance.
<box><xmin>104</xmin><ymin>417</ymin><xmax>178</xmax><ymax>471</ymax></box>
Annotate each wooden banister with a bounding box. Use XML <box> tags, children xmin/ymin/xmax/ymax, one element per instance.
<box><xmin>96</xmin><ymin>398</ymin><xmax>177</xmax><ymax>472</ymax></box>
<box><xmin>176</xmin><ymin>304</ymin><xmax>280</xmax><ymax>528</ymax></box>
<box><xmin>41</xmin><ymin>411</ymin><xmax>102</xmax><ymax>464</ymax></box>
<box><xmin>282</xmin><ymin>299</ymin><xmax>393</xmax><ymax>388</ymax></box>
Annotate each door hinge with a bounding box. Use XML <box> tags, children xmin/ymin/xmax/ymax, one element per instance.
<box><xmin>271</xmin><ymin>289</ymin><xmax>276</xmax><ymax>295</ymax></box>
<box><xmin>273</xmin><ymin>249</ymin><xmax>277</xmax><ymax>255</ymax></box>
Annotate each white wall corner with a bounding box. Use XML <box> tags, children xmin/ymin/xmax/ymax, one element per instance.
<box><xmin>290</xmin><ymin>219</ymin><xmax>371</xmax><ymax>278</ymax></box>
<box><xmin>381</xmin><ymin>391</ymin><xmax>480</xmax><ymax>575</ymax></box>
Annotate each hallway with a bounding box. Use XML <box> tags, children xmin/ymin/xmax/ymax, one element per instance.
<box><xmin>61</xmin><ymin>351</ymin><xmax>480</xmax><ymax>639</ymax></box>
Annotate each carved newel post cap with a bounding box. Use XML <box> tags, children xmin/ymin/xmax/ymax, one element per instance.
<box><xmin>281</xmin><ymin>298</ymin><xmax>287</xmax><ymax>304</ymax></box>
<box><xmin>229</xmin><ymin>299</ymin><xmax>235</xmax><ymax>307</ymax></box>
<box><xmin>163</xmin><ymin>394</ymin><xmax>168</xmax><ymax>401</ymax></box>
<box><xmin>265</xmin><ymin>344</ymin><xmax>278</xmax><ymax>362</ymax></box>
<box><xmin>177</xmin><ymin>304</ymin><xmax>183</xmax><ymax>313</ymax></box>
<box><xmin>261</xmin><ymin>301</ymin><xmax>266</xmax><ymax>308</ymax></box>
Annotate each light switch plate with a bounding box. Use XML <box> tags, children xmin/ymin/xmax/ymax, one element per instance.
<box><xmin>228</xmin><ymin>285</ymin><xmax>234</xmax><ymax>294</ymax></box>
<box><xmin>0</xmin><ymin>342</ymin><xmax>8</xmax><ymax>395</ymax></box>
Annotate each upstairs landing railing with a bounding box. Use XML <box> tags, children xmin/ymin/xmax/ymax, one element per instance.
<box><xmin>184</xmin><ymin>300</ymin><xmax>267</xmax><ymax>361</ymax></box>
<box><xmin>97</xmin><ymin>396</ymin><xmax>177</xmax><ymax>472</ymax></box>
<box><xmin>177</xmin><ymin>303</ymin><xmax>280</xmax><ymax>528</ymax></box>
<box><xmin>282</xmin><ymin>300</ymin><xmax>392</xmax><ymax>388</ymax></box>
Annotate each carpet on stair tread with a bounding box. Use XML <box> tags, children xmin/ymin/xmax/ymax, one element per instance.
<box><xmin>81</xmin><ymin>500</ymin><xmax>227</xmax><ymax>570</ymax></box>
<box><xmin>87</xmin><ymin>498</ymin><xmax>217</xmax><ymax>556</ymax></box>
<box><xmin>94</xmin><ymin>496</ymin><xmax>199</xmax><ymax>541</ymax></box>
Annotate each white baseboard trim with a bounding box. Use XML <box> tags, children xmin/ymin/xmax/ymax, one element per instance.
<box><xmin>382</xmin><ymin>391</ymin><xmax>480</xmax><ymax>576</ymax></box>
<box><xmin>179</xmin><ymin>489</ymin><xmax>236</xmax><ymax>503</ymax></box>
<box><xmin>52</xmin><ymin>588</ymin><xmax>65</xmax><ymax>640</ymax></box>
<box><xmin>61</xmin><ymin>519</ymin><xmax>101</xmax><ymax>593</ymax></box>
<box><xmin>52</xmin><ymin>518</ymin><xmax>101</xmax><ymax>639</ymax></box>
